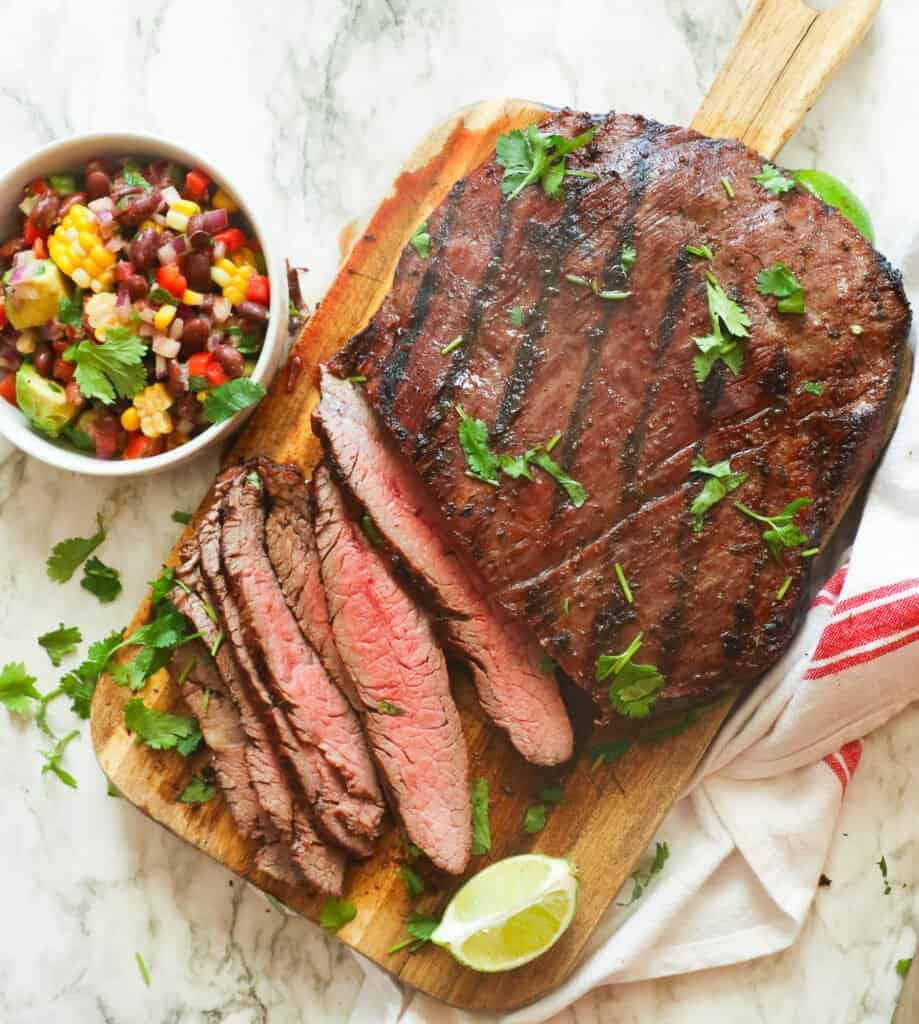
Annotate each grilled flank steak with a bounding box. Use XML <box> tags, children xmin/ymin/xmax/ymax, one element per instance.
<box><xmin>333</xmin><ymin>108</ymin><xmax>911</xmax><ymax>715</ymax></box>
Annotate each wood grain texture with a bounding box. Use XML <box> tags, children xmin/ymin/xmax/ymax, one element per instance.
<box><xmin>91</xmin><ymin>2</ymin><xmax>881</xmax><ymax>1009</ymax></box>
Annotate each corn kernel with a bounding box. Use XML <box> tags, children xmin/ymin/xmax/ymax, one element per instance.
<box><xmin>72</xmin><ymin>268</ymin><xmax>90</xmax><ymax>288</ymax></box>
<box><xmin>181</xmin><ymin>289</ymin><xmax>204</xmax><ymax>306</ymax></box>
<box><xmin>120</xmin><ymin>407</ymin><xmax>140</xmax><ymax>431</ymax></box>
<box><xmin>170</xmin><ymin>198</ymin><xmax>200</xmax><ymax>218</ymax></box>
<box><xmin>197</xmin><ymin>391</ymin><xmax>207</xmax><ymax>403</ymax></box>
<box><xmin>212</xmin><ymin>189</ymin><xmax>237</xmax><ymax>212</ymax></box>
<box><xmin>153</xmin><ymin>305</ymin><xmax>177</xmax><ymax>332</ymax></box>
<box><xmin>165</xmin><ymin>210</ymin><xmax>189</xmax><ymax>232</ymax></box>
<box><xmin>140</xmin><ymin>218</ymin><xmax>163</xmax><ymax>234</ymax></box>
<box><xmin>134</xmin><ymin>383</ymin><xmax>174</xmax><ymax>438</ymax></box>
<box><xmin>78</xmin><ymin>231</ymin><xmax>96</xmax><ymax>252</ymax></box>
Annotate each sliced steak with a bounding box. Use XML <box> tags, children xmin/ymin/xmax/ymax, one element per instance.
<box><xmin>314</xmin><ymin>369</ymin><xmax>574</xmax><ymax>764</ymax></box>
<box><xmin>256</xmin><ymin>459</ymin><xmax>359</xmax><ymax>708</ymax></box>
<box><xmin>220</xmin><ymin>472</ymin><xmax>385</xmax><ymax>855</ymax></box>
<box><xmin>331</xmin><ymin>108</ymin><xmax>911</xmax><ymax>712</ymax></box>
<box><xmin>312</xmin><ymin>465</ymin><xmax>471</xmax><ymax>873</ymax></box>
<box><xmin>188</xmin><ymin>473</ymin><xmax>346</xmax><ymax>893</ymax></box>
<box><xmin>175</xmin><ymin>636</ymin><xmax>262</xmax><ymax>841</ymax></box>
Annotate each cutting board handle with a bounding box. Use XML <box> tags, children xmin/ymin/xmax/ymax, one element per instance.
<box><xmin>692</xmin><ymin>0</ymin><xmax>880</xmax><ymax>159</ymax></box>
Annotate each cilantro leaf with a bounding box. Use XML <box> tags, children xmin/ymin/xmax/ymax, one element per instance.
<box><xmin>756</xmin><ymin>262</ymin><xmax>806</xmax><ymax>315</ymax></box>
<box><xmin>618</xmin><ymin>841</ymin><xmax>669</xmax><ymax>905</ymax></box>
<box><xmin>319</xmin><ymin>896</ymin><xmax>357</xmax><ymax>931</ymax></box>
<box><xmin>123</xmin><ymin>698</ymin><xmax>202</xmax><ymax>756</ymax></box>
<box><xmin>376</xmin><ymin>699</ymin><xmax>405</xmax><ymax>716</ymax></box>
<box><xmin>897</xmin><ymin>958</ymin><xmax>912</xmax><ymax>977</ymax></box>
<box><xmin>596</xmin><ymin>632</ymin><xmax>666</xmax><ymax>718</ymax></box>
<box><xmin>691</xmin><ymin>273</ymin><xmax>751</xmax><ymax>384</ymax></box>
<box><xmin>60</xmin><ymin>630</ymin><xmax>124</xmax><ymax>718</ymax></box>
<box><xmin>400</xmin><ymin>864</ymin><xmax>425</xmax><ymax>901</ymax></box>
<box><xmin>456</xmin><ymin>405</ymin><xmax>499</xmax><ymax>485</ymax></box>
<box><xmin>171</xmin><ymin>510</ymin><xmax>192</xmax><ymax>525</ymax></box>
<box><xmin>63</xmin><ymin>328</ymin><xmax>147</xmax><ymax>404</ymax></box>
<box><xmin>802</xmin><ymin>381</ymin><xmax>824</xmax><ymax>396</ymax></box>
<box><xmin>878</xmin><ymin>855</ymin><xmax>893</xmax><ymax>895</ymax></box>
<box><xmin>111</xmin><ymin>645</ymin><xmax>172</xmax><ymax>691</ymax></box>
<box><xmin>495</xmin><ymin>124</ymin><xmax>596</xmax><ymax>201</ymax></box>
<box><xmin>148</xmin><ymin>566</ymin><xmax>176</xmax><ymax>605</ymax></box>
<box><xmin>148</xmin><ymin>286</ymin><xmax>177</xmax><ymax>306</ymax></box>
<box><xmin>0</xmin><ymin>662</ymin><xmax>41</xmax><ymax>714</ymax></box>
<box><xmin>122</xmin><ymin>162</ymin><xmax>152</xmax><ymax>191</ymax></box>
<box><xmin>524</xmin><ymin>804</ymin><xmax>547</xmax><ymax>834</ymax></box>
<box><xmin>41</xmin><ymin>729</ymin><xmax>80</xmax><ymax>789</ymax></box>
<box><xmin>588</xmin><ymin>736</ymin><xmax>632</xmax><ymax>769</ymax></box>
<box><xmin>753</xmin><ymin>164</ymin><xmax>796</xmax><ymax>195</ymax></box>
<box><xmin>620</xmin><ymin>242</ymin><xmax>637</xmax><ymax>272</ymax></box>
<box><xmin>178</xmin><ymin>774</ymin><xmax>217</xmax><ymax>803</ymax></box>
<box><xmin>471</xmin><ymin>777</ymin><xmax>491</xmax><ymax>855</ymax></box>
<box><xmin>203</xmin><ymin>378</ymin><xmax>267</xmax><ymax>424</ymax></box>
<box><xmin>38</xmin><ymin>623</ymin><xmax>82</xmax><ymax>667</ymax></box>
<box><xmin>689</xmin><ymin>453</ymin><xmax>748</xmax><ymax>531</ymax></box>
<box><xmin>80</xmin><ymin>556</ymin><xmax>122</xmax><ymax>603</ymax></box>
<box><xmin>387</xmin><ymin>912</ymin><xmax>440</xmax><ymax>954</ymax></box>
<box><xmin>735</xmin><ymin>497</ymin><xmax>813</xmax><ymax>560</ymax></box>
<box><xmin>409</xmin><ymin>219</ymin><xmax>430</xmax><ymax>259</ymax></box>
<box><xmin>532</xmin><ymin>451</ymin><xmax>586</xmax><ymax>508</ymax></box>
<box><xmin>127</xmin><ymin>601</ymin><xmax>192</xmax><ymax>650</ymax></box>
<box><xmin>57</xmin><ymin>289</ymin><xmax>85</xmax><ymax>328</ymax></box>
<box><xmin>47</xmin><ymin>513</ymin><xmax>106</xmax><ymax>582</ymax></box>
<box><xmin>706</xmin><ymin>273</ymin><xmax>751</xmax><ymax>338</ymax></box>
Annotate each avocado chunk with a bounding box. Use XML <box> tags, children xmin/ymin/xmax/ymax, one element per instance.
<box><xmin>15</xmin><ymin>362</ymin><xmax>80</xmax><ymax>437</ymax></box>
<box><xmin>4</xmin><ymin>253</ymin><xmax>70</xmax><ymax>330</ymax></box>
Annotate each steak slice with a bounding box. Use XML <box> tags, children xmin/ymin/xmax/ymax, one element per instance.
<box><xmin>256</xmin><ymin>459</ymin><xmax>359</xmax><ymax>708</ymax></box>
<box><xmin>175</xmin><ymin>636</ymin><xmax>262</xmax><ymax>841</ymax></box>
<box><xmin>189</xmin><ymin>475</ymin><xmax>344</xmax><ymax>892</ymax></box>
<box><xmin>220</xmin><ymin>472</ymin><xmax>385</xmax><ymax>854</ymax></box>
<box><xmin>332</xmin><ymin>108</ymin><xmax>911</xmax><ymax>712</ymax></box>
<box><xmin>314</xmin><ymin>369</ymin><xmax>574</xmax><ymax>764</ymax></box>
<box><xmin>312</xmin><ymin>464</ymin><xmax>471</xmax><ymax>874</ymax></box>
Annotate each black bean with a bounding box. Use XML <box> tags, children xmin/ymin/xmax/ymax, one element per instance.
<box><xmin>237</xmin><ymin>300</ymin><xmax>268</xmax><ymax>324</ymax></box>
<box><xmin>181</xmin><ymin>317</ymin><xmax>210</xmax><ymax>354</ymax></box>
<box><xmin>33</xmin><ymin>343</ymin><xmax>53</xmax><ymax>378</ymax></box>
<box><xmin>189</xmin><ymin>230</ymin><xmax>211</xmax><ymax>252</ymax></box>
<box><xmin>126</xmin><ymin>274</ymin><xmax>148</xmax><ymax>300</ymax></box>
<box><xmin>85</xmin><ymin>170</ymin><xmax>112</xmax><ymax>200</ymax></box>
<box><xmin>129</xmin><ymin>228</ymin><xmax>159</xmax><ymax>271</ymax></box>
<box><xmin>173</xmin><ymin>392</ymin><xmax>199</xmax><ymax>422</ymax></box>
<box><xmin>166</xmin><ymin>359</ymin><xmax>188</xmax><ymax>396</ymax></box>
<box><xmin>30</xmin><ymin>194</ymin><xmax>60</xmax><ymax>236</ymax></box>
<box><xmin>180</xmin><ymin>251</ymin><xmax>212</xmax><ymax>292</ymax></box>
<box><xmin>212</xmin><ymin>344</ymin><xmax>245</xmax><ymax>379</ymax></box>
<box><xmin>117</xmin><ymin>189</ymin><xmax>162</xmax><ymax>228</ymax></box>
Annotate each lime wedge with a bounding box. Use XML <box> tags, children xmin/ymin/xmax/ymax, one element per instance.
<box><xmin>793</xmin><ymin>169</ymin><xmax>875</xmax><ymax>243</ymax></box>
<box><xmin>431</xmin><ymin>854</ymin><xmax>578</xmax><ymax>972</ymax></box>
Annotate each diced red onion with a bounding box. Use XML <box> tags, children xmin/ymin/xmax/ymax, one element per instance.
<box><xmin>138</xmin><ymin>306</ymin><xmax>156</xmax><ymax>323</ymax></box>
<box><xmin>212</xmin><ymin>240</ymin><xmax>226</xmax><ymax>261</ymax></box>
<box><xmin>158</xmin><ymin>241</ymin><xmax>177</xmax><ymax>265</ymax></box>
<box><xmin>152</xmin><ymin>212</ymin><xmax>167</xmax><ymax>226</ymax></box>
<box><xmin>155</xmin><ymin>354</ymin><xmax>168</xmax><ymax>379</ymax></box>
<box><xmin>206</xmin><ymin>332</ymin><xmax>223</xmax><ymax>352</ymax></box>
<box><xmin>88</xmin><ymin>196</ymin><xmax>115</xmax><ymax>214</ymax></box>
<box><xmin>171</xmin><ymin>234</ymin><xmax>189</xmax><ymax>258</ymax></box>
<box><xmin>105</xmin><ymin>236</ymin><xmax>126</xmax><ymax>253</ymax></box>
<box><xmin>116</xmin><ymin>285</ymin><xmax>132</xmax><ymax>320</ymax></box>
<box><xmin>202</xmin><ymin>208</ymin><xmax>229</xmax><ymax>234</ymax></box>
<box><xmin>212</xmin><ymin>297</ymin><xmax>231</xmax><ymax>322</ymax></box>
<box><xmin>161</xmin><ymin>185</ymin><xmax>180</xmax><ymax>206</ymax></box>
<box><xmin>153</xmin><ymin>335</ymin><xmax>181</xmax><ymax>358</ymax></box>
<box><xmin>169</xmin><ymin>317</ymin><xmax>184</xmax><ymax>340</ymax></box>
<box><xmin>8</xmin><ymin>251</ymin><xmax>36</xmax><ymax>286</ymax></box>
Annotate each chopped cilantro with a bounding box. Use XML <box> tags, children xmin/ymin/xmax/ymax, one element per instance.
<box><xmin>596</xmin><ymin>632</ymin><xmax>666</xmax><ymax>719</ymax></box>
<box><xmin>532</xmin><ymin>450</ymin><xmax>586</xmax><ymax>507</ymax></box>
<box><xmin>171</xmin><ymin>510</ymin><xmax>193</xmax><ymax>525</ymax></box>
<box><xmin>400</xmin><ymin>864</ymin><xmax>425</xmax><ymax>901</ymax></box>
<box><xmin>38</xmin><ymin>623</ymin><xmax>82</xmax><ymax>667</ymax></box>
<box><xmin>692</xmin><ymin>272</ymin><xmax>751</xmax><ymax>384</ymax></box>
<box><xmin>57</xmin><ymin>289</ymin><xmax>85</xmax><ymax>328</ymax></box>
<box><xmin>618</xmin><ymin>841</ymin><xmax>669</xmax><ymax>905</ymax></box>
<box><xmin>524</xmin><ymin>804</ymin><xmax>547</xmax><ymax>834</ymax></box>
<box><xmin>347</xmin><ymin>374</ymin><xmax>367</xmax><ymax>384</ymax></box>
<box><xmin>47</xmin><ymin>513</ymin><xmax>106</xmax><ymax>582</ymax></box>
<box><xmin>441</xmin><ymin>335</ymin><xmax>464</xmax><ymax>356</ymax></box>
<box><xmin>588</xmin><ymin>736</ymin><xmax>632</xmax><ymax>770</ymax></box>
<box><xmin>689</xmin><ymin>453</ymin><xmax>748</xmax><ymax>531</ymax></box>
<box><xmin>685</xmin><ymin>243</ymin><xmax>713</xmax><ymax>260</ymax></box>
<box><xmin>614</xmin><ymin>562</ymin><xmax>633</xmax><ymax>604</ymax></box>
<box><xmin>496</xmin><ymin>124</ymin><xmax>596</xmax><ymax>201</ymax></box>
<box><xmin>720</xmin><ymin>176</ymin><xmax>734</xmax><ymax>200</ymax></box>
<box><xmin>776</xmin><ymin>576</ymin><xmax>793</xmax><ymax>601</ymax></box>
<box><xmin>565</xmin><ymin>273</ymin><xmax>631</xmax><ymax>301</ymax></box>
<box><xmin>178</xmin><ymin>774</ymin><xmax>217</xmax><ymax>804</ymax></box>
<box><xmin>735</xmin><ymin>497</ymin><xmax>813</xmax><ymax>561</ymax></box>
<box><xmin>387</xmin><ymin>912</ymin><xmax>440</xmax><ymax>954</ymax></box>
<box><xmin>41</xmin><ymin>729</ymin><xmax>80</xmax><ymax>789</ymax></box>
<box><xmin>753</xmin><ymin>164</ymin><xmax>795</xmax><ymax>195</ymax></box>
<box><xmin>63</xmin><ymin>328</ymin><xmax>147</xmax><ymax>404</ymax></box>
<box><xmin>456</xmin><ymin>405</ymin><xmax>500</xmax><ymax>485</ymax></box>
<box><xmin>509</xmin><ymin>305</ymin><xmax>524</xmax><ymax>327</ymax></box>
<box><xmin>81</xmin><ymin>556</ymin><xmax>122</xmax><ymax>603</ymax></box>
<box><xmin>0</xmin><ymin>662</ymin><xmax>41</xmax><ymax>715</ymax></box>
<box><xmin>319</xmin><ymin>896</ymin><xmax>357</xmax><ymax>931</ymax></box>
<box><xmin>148</xmin><ymin>286</ymin><xmax>177</xmax><ymax>306</ymax></box>
<box><xmin>377</xmin><ymin>700</ymin><xmax>405</xmax><ymax>716</ymax></box>
<box><xmin>471</xmin><ymin>777</ymin><xmax>491</xmax><ymax>855</ymax></box>
<box><xmin>802</xmin><ymin>381</ymin><xmax>824</xmax><ymax>396</ymax></box>
<box><xmin>360</xmin><ymin>513</ymin><xmax>383</xmax><ymax>546</ymax></box>
<box><xmin>897</xmin><ymin>958</ymin><xmax>913</xmax><ymax>977</ymax></box>
<box><xmin>878</xmin><ymin>855</ymin><xmax>892</xmax><ymax>895</ymax></box>
<box><xmin>135</xmin><ymin>951</ymin><xmax>151</xmax><ymax>988</ymax></box>
<box><xmin>620</xmin><ymin>242</ymin><xmax>637</xmax><ymax>272</ymax></box>
<box><xmin>755</xmin><ymin>262</ymin><xmax>806</xmax><ymax>314</ymax></box>
<box><xmin>203</xmin><ymin>378</ymin><xmax>266</xmax><ymax>424</ymax></box>
<box><xmin>148</xmin><ymin>566</ymin><xmax>176</xmax><ymax>605</ymax></box>
<box><xmin>409</xmin><ymin>219</ymin><xmax>430</xmax><ymax>259</ymax></box>
<box><xmin>123</xmin><ymin>698</ymin><xmax>202</xmax><ymax>756</ymax></box>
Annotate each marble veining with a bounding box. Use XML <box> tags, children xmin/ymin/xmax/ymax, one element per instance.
<box><xmin>0</xmin><ymin>1</ymin><xmax>917</xmax><ymax>1021</ymax></box>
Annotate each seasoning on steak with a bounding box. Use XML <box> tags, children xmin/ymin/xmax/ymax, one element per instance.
<box><xmin>314</xmin><ymin>368</ymin><xmax>574</xmax><ymax>763</ymax></box>
<box><xmin>220</xmin><ymin>472</ymin><xmax>386</xmax><ymax>854</ymax></box>
<box><xmin>332</xmin><ymin>108</ymin><xmax>911</xmax><ymax>713</ymax></box>
<box><xmin>256</xmin><ymin>458</ymin><xmax>359</xmax><ymax>708</ymax></box>
<box><xmin>312</xmin><ymin>464</ymin><xmax>471</xmax><ymax>874</ymax></box>
<box><xmin>188</xmin><ymin>475</ymin><xmax>346</xmax><ymax>892</ymax></box>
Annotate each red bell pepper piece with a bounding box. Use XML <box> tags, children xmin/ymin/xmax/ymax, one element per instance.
<box><xmin>0</xmin><ymin>373</ymin><xmax>17</xmax><ymax>407</ymax></box>
<box><xmin>184</xmin><ymin>168</ymin><xmax>210</xmax><ymax>202</ymax></box>
<box><xmin>124</xmin><ymin>433</ymin><xmax>164</xmax><ymax>460</ymax></box>
<box><xmin>156</xmin><ymin>264</ymin><xmax>188</xmax><ymax>299</ymax></box>
<box><xmin>213</xmin><ymin>228</ymin><xmax>246</xmax><ymax>253</ymax></box>
<box><xmin>245</xmin><ymin>274</ymin><xmax>269</xmax><ymax>306</ymax></box>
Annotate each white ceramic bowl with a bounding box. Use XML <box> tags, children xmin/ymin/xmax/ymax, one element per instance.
<box><xmin>0</xmin><ymin>132</ymin><xmax>287</xmax><ymax>476</ymax></box>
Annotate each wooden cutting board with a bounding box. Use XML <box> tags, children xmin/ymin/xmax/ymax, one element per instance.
<box><xmin>90</xmin><ymin>0</ymin><xmax>881</xmax><ymax>1011</ymax></box>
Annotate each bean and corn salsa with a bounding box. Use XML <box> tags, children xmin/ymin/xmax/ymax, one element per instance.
<box><xmin>0</xmin><ymin>157</ymin><xmax>271</xmax><ymax>460</ymax></box>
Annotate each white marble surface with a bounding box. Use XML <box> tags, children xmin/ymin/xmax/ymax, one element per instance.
<box><xmin>0</xmin><ymin>1</ymin><xmax>916</xmax><ymax>1021</ymax></box>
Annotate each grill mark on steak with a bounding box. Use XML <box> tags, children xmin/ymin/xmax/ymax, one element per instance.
<box><xmin>221</xmin><ymin>473</ymin><xmax>385</xmax><ymax>855</ymax></box>
<box><xmin>315</xmin><ymin>369</ymin><xmax>574</xmax><ymax>765</ymax></box>
<box><xmin>376</xmin><ymin>181</ymin><xmax>466</xmax><ymax>422</ymax></box>
<box><xmin>173</xmin><ymin>531</ymin><xmax>345</xmax><ymax>894</ymax></box>
<box><xmin>311</xmin><ymin>465</ymin><xmax>471</xmax><ymax>874</ymax></box>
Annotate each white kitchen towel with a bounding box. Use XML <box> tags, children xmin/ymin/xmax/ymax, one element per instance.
<box><xmin>346</xmin><ymin>246</ymin><xmax>919</xmax><ymax>1023</ymax></box>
